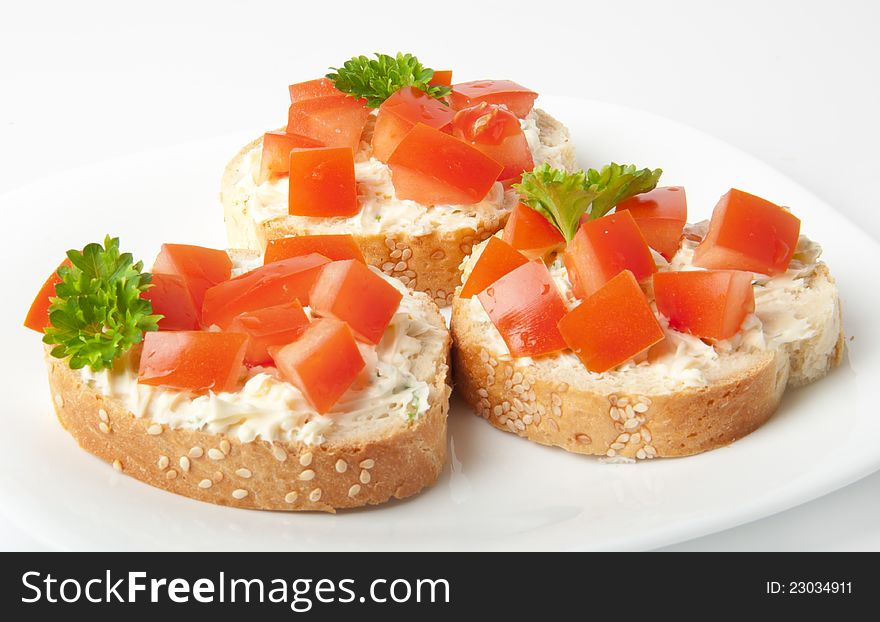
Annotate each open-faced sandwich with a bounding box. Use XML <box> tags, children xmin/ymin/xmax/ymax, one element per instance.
<box><xmin>452</xmin><ymin>164</ymin><xmax>844</xmax><ymax>459</ymax></box>
<box><xmin>24</xmin><ymin>235</ymin><xmax>451</xmax><ymax>511</ymax></box>
<box><xmin>222</xmin><ymin>52</ymin><xmax>577</xmax><ymax>308</ymax></box>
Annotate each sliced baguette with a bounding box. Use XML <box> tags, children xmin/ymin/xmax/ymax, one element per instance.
<box><xmin>451</xmin><ymin>239</ymin><xmax>845</xmax><ymax>459</ymax></box>
<box><xmin>221</xmin><ymin>109</ymin><xmax>577</xmax><ymax>307</ymax></box>
<box><xmin>46</xmin><ymin>274</ymin><xmax>451</xmax><ymax>512</ymax></box>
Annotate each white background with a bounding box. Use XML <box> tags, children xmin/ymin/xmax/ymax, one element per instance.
<box><xmin>2</xmin><ymin>0</ymin><xmax>879</xmax><ymax>550</ymax></box>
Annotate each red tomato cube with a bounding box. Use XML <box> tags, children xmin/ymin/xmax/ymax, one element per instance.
<box><xmin>563</xmin><ymin>210</ymin><xmax>657</xmax><ymax>299</ymax></box>
<box><xmin>502</xmin><ymin>203</ymin><xmax>564</xmax><ymax>259</ymax></box>
<box><xmin>558</xmin><ymin>270</ymin><xmax>665</xmax><ymax>373</ymax></box>
<box><xmin>286</xmin><ymin>96</ymin><xmax>370</xmax><ymax>152</ymax></box>
<box><xmin>138</xmin><ymin>331</ymin><xmax>247</xmax><ymax>393</ymax></box>
<box><xmin>450</xmin><ymin>80</ymin><xmax>538</xmax><ymax>118</ymax></box>
<box><xmin>228</xmin><ymin>301</ymin><xmax>311</xmax><ymax>367</ymax></box>
<box><xmin>459</xmin><ymin>237</ymin><xmax>529</xmax><ymax>298</ymax></box>
<box><xmin>24</xmin><ymin>259</ymin><xmax>70</xmax><ymax>332</ymax></box>
<box><xmin>152</xmin><ymin>244</ymin><xmax>232</xmax><ymax>315</ymax></box>
<box><xmin>288</xmin><ymin>78</ymin><xmax>343</xmax><ymax>103</ymax></box>
<box><xmin>143</xmin><ymin>273</ymin><xmax>200</xmax><ymax>331</ymax></box>
<box><xmin>386</xmin><ymin>123</ymin><xmax>503</xmax><ymax>205</ymax></box>
<box><xmin>654</xmin><ymin>270</ymin><xmax>755</xmax><ymax>340</ymax></box>
<box><xmin>309</xmin><ymin>260</ymin><xmax>403</xmax><ymax>344</ymax></box>
<box><xmin>269</xmin><ymin>318</ymin><xmax>365</xmax><ymax>414</ymax></box>
<box><xmin>371</xmin><ymin>87</ymin><xmax>455</xmax><ymax>162</ymax></box>
<box><xmin>264</xmin><ymin>234</ymin><xmax>365</xmax><ymax>265</ymax></box>
<box><xmin>477</xmin><ymin>261</ymin><xmax>567</xmax><ymax>357</ymax></box>
<box><xmin>693</xmin><ymin>188</ymin><xmax>801</xmax><ymax>276</ymax></box>
<box><xmin>430</xmin><ymin>70</ymin><xmax>453</xmax><ymax>87</ymax></box>
<box><xmin>452</xmin><ymin>103</ymin><xmax>534</xmax><ymax>182</ymax></box>
<box><xmin>288</xmin><ymin>147</ymin><xmax>358</xmax><ymax>217</ymax></box>
<box><xmin>202</xmin><ymin>253</ymin><xmax>330</xmax><ymax>328</ymax></box>
<box><xmin>616</xmin><ymin>186</ymin><xmax>687</xmax><ymax>260</ymax></box>
<box><xmin>258</xmin><ymin>131</ymin><xmax>324</xmax><ymax>184</ymax></box>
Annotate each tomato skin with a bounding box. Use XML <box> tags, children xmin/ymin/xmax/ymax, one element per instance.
<box><xmin>693</xmin><ymin>188</ymin><xmax>801</xmax><ymax>275</ymax></box>
<box><xmin>309</xmin><ymin>260</ymin><xmax>403</xmax><ymax>344</ymax></box>
<box><xmin>371</xmin><ymin>87</ymin><xmax>455</xmax><ymax>162</ymax></box>
<box><xmin>288</xmin><ymin>78</ymin><xmax>343</xmax><ymax>103</ymax></box>
<box><xmin>288</xmin><ymin>147</ymin><xmax>359</xmax><ymax>217</ymax></box>
<box><xmin>502</xmin><ymin>203</ymin><xmax>564</xmax><ymax>259</ymax></box>
<box><xmin>269</xmin><ymin>318</ymin><xmax>365</xmax><ymax>414</ymax></box>
<box><xmin>450</xmin><ymin>80</ymin><xmax>538</xmax><ymax>118</ymax></box>
<box><xmin>143</xmin><ymin>273</ymin><xmax>200</xmax><ymax>331</ymax></box>
<box><xmin>459</xmin><ymin>237</ymin><xmax>529</xmax><ymax>298</ymax></box>
<box><xmin>202</xmin><ymin>253</ymin><xmax>330</xmax><ymax>328</ymax></box>
<box><xmin>558</xmin><ymin>270</ymin><xmax>664</xmax><ymax>373</ymax></box>
<box><xmin>24</xmin><ymin>259</ymin><xmax>71</xmax><ymax>332</ymax></box>
<box><xmin>616</xmin><ymin>186</ymin><xmax>687</xmax><ymax>260</ymax></box>
<box><xmin>386</xmin><ymin>123</ymin><xmax>503</xmax><ymax>205</ymax></box>
<box><xmin>264</xmin><ymin>234</ymin><xmax>365</xmax><ymax>265</ymax></box>
<box><xmin>430</xmin><ymin>70</ymin><xmax>453</xmax><ymax>87</ymax></box>
<box><xmin>286</xmin><ymin>96</ymin><xmax>370</xmax><ymax>152</ymax></box>
<box><xmin>258</xmin><ymin>131</ymin><xmax>324</xmax><ymax>184</ymax></box>
<box><xmin>138</xmin><ymin>331</ymin><xmax>247</xmax><ymax>393</ymax></box>
<box><xmin>451</xmin><ymin>103</ymin><xmax>533</xmax><ymax>182</ymax></box>
<box><xmin>563</xmin><ymin>210</ymin><xmax>657</xmax><ymax>300</ymax></box>
<box><xmin>477</xmin><ymin>260</ymin><xmax>568</xmax><ymax>357</ymax></box>
<box><xmin>152</xmin><ymin>244</ymin><xmax>232</xmax><ymax>316</ymax></box>
<box><xmin>228</xmin><ymin>301</ymin><xmax>311</xmax><ymax>367</ymax></box>
<box><xmin>653</xmin><ymin>270</ymin><xmax>755</xmax><ymax>340</ymax></box>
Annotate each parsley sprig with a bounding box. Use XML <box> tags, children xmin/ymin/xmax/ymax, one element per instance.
<box><xmin>513</xmin><ymin>163</ymin><xmax>662</xmax><ymax>242</ymax></box>
<box><xmin>43</xmin><ymin>236</ymin><xmax>160</xmax><ymax>370</ymax></box>
<box><xmin>327</xmin><ymin>52</ymin><xmax>451</xmax><ymax>108</ymax></box>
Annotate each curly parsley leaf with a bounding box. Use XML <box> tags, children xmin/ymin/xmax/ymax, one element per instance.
<box><xmin>513</xmin><ymin>163</ymin><xmax>662</xmax><ymax>241</ymax></box>
<box><xmin>327</xmin><ymin>52</ymin><xmax>451</xmax><ymax>108</ymax></box>
<box><xmin>43</xmin><ymin>236</ymin><xmax>160</xmax><ymax>371</ymax></box>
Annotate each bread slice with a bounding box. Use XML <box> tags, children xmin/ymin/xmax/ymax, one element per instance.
<box><xmin>221</xmin><ymin>108</ymin><xmax>577</xmax><ymax>307</ymax></box>
<box><xmin>45</xmin><ymin>256</ymin><xmax>452</xmax><ymax>512</ymax></box>
<box><xmin>451</xmin><ymin>232</ymin><xmax>845</xmax><ymax>459</ymax></box>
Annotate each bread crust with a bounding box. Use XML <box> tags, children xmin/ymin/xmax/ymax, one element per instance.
<box><xmin>46</xmin><ymin>295</ymin><xmax>452</xmax><ymax>512</ymax></box>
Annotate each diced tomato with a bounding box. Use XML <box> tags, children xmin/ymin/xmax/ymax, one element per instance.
<box><xmin>430</xmin><ymin>70</ymin><xmax>453</xmax><ymax>87</ymax></box>
<box><xmin>202</xmin><ymin>253</ymin><xmax>330</xmax><ymax>328</ymax></box>
<box><xmin>558</xmin><ymin>270</ymin><xmax>664</xmax><ymax>373</ymax></box>
<box><xmin>563</xmin><ymin>211</ymin><xmax>657</xmax><ymax>299</ymax></box>
<box><xmin>450</xmin><ymin>80</ymin><xmax>538</xmax><ymax>118</ymax></box>
<box><xmin>24</xmin><ymin>259</ymin><xmax>71</xmax><ymax>332</ymax></box>
<box><xmin>616</xmin><ymin>186</ymin><xmax>687</xmax><ymax>260</ymax></box>
<box><xmin>288</xmin><ymin>78</ymin><xmax>343</xmax><ymax>103</ymax></box>
<box><xmin>477</xmin><ymin>261</ymin><xmax>567</xmax><ymax>357</ymax></box>
<box><xmin>152</xmin><ymin>244</ymin><xmax>232</xmax><ymax>315</ymax></box>
<box><xmin>386</xmin><ymin>123</ymin><xmax>503</xmax><ymax>205</ymax></box>
<box><xmin>451</xmin><ymin>103</ymin><xmax>533</xmax><ymax>182</ymax></box>
<box><xmin>143</xmin><ymin>273</ymin><xmax>200</xmax><ymax>331</ymax></box>
<box><xmin>371</xmin><ymin>87</ymin><xmax>455</xmax><ymax>162</ymax></box>
<box><xmin>269</xmin><ymin>318</ymin><xmax>365</xmax><ymax>414</ymax></box>
<box><xmin>459</xmin><ymin>237</ymin><xmax>529</xmax><ymax>298</ymax></box>
<box><xmin>654</xmin><ymin>270</ymin><xmax>755</xmax><ymax>340</ymax></box>
<box><xmin>287</xmin><ymin>96</ymin><xmax>370</xmax><ymax>152</ymax></box>
<box><xmin>309</xmin><ymin>260</ymin><xmax>403</xmax><ymax>344</ymax></box>
<box><xmin>288</xmin><ymin>147</ymin><xmax>358</xmax><ymax>217</ymax></box>
<box><xmin>258</xmin><ymin>131</ymin><xmax>324</xmax><ymax>184</ymax></box>
<box><xmin>228</xmin><ymin>301</ymin><xmax>310</xmax><ymax>367</ymax></box>
<box><xmin>693</xmin><ymin>188</ymin><xmax>801</xmax><ymax>276</ymax></box>
<box><xmin>138</xmin><ymin>331</ymin><xmax>247</xmax><ymax>393</ymax></box>
<box><xmin>264</xmin><ymin>234</ymin><xmax>365</xmax><ymax>265</ymax></box>
<box><xmin>502</xmin><ymin>203</ymin><xmax>564</xmax><ymax>259</ymax></box>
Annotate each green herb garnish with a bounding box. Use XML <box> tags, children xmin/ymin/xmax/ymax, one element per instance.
<box><xmin>513</xmin><ymin>163</ymin><xmax>662</xmax><ymax>242</ymax></box>
<box><xmin>327</xmin><ymin>52</ymin><xmax>451</xmax><ymax>108</ymax></box>
<box><xmin>43</xmin><ymin>236</ymin><xmax>160</xmax><ymax>370</ymax></box>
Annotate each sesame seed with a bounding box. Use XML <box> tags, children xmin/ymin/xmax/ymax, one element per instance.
<box><xmin>610</xmin><ymin>407</ymin><xmax>621</xmax><ymax>421</ymax></box>
<box><xmin>551</xmin><ymin>405</ymin><xmax>562</xmax><ymax>418</ymax></box>
<box><xmin>633</xmin><ymin>403</ymin><xmax>649</xmax><ymax>413</ymax></box>
<box><xmin>207</xmin><ymin>448</ymin><xmax>225</xmax><ymax>460</ymax></box>
<box><xmin>112</xmin><ymin>459</ymin><xmax>122</xmax><ymax>472</ymax></box>
<box><xmin>381</xmin><ymin>262</ymin><xmax>395</xmax><ymax>272</ymax></box>
<box><xmin>390</xmin><ymin>249</ymin><xmax>402</xmax><ymax>259</ymax></box>
<box><xmin>348</xmin><ymin>484</ymin><xmax>361</xmax><ymax>497</ymax></box>
<box><xmin>384</xmin><ymin>237</ymin><xmax>396</xmax><ymax>251</ymax></box>
<box><xmin>618</xmin><ymin>433</ymin><xmax>631</xmax><ymax>443</ymax></box>
<box><xmin>618</xmin><ymin>397</ymin><xmax>630</xmax><ymax>407</ymax></box>
<box><xmin>359</xmin><ymin>470</ymin><xmax>371</xmax><ymax>484</ymax></box>
<box><xmin>212</xmin><ymin>471</ymin><xmax>223</xmax><ymax>483</ymax></box>
<box><xmin>631</xmin><ymin>433</ymin><xmax>641</xmax><ymax>443</ymax></box>
<box><xmin>522</xmin><ymin>414</ymin><xmax>533</xmax><ymax>425</ymax></box>
<box><xmin>157</xmin><ymin>456</ymin><xmax>169</xmax><ymax>470</ymax></box>
<box><xmin>359</xmin><ymin>459</ymin><xmax>375</xmax><ymax>469</ymax></box>
<box><xmin>299</xmin><ymin>469</ymin><xmax>316</xmax><ymax>481</ymax></box>
<box><xmin>611</xmin><ymin>442</ymin><xmax>625</xmax><ymax>450</ymax></box>
<box><xmin>642</xmin><ymin>430</ymin><xmax>652</xmax><ymax>443</ymax></box>
<box><xmin>99</xmin><ymin>422</ymin><xmax>111</xmax><ymax>434</ymax></box>
<box><xmin>512</xmin><ymin>372</ymin><xmax>523</xmax><ymax>384</ymax></box>
<box><xmin>493</xmin><ymin>405</ymin><xmax>503</xmax><ymax>417</ymax></box>
<box><xmin>547</xmin><ymin>419</ymin><xmax>559</xmax><ymax>433</ymax></box>
<box><xmin>624</xmin><ymin>418</ymin><xmax>640</xmax><ymax>431</ymax></box>
<box><xmin>335</xmin><ymin>459</ymin><xmax>348</xmax><ymax>473</ymax></box>
<box><xmin>147</xmin><ymin>424</ymin><xmax>163</xmax><ymax>436</ymax></box>
<box><xmin>636</xmin><ymin>449</ymin><xmax>647</xmax><ymax>460</ymax></box>
<box><xmin>98</xmin><ymin>409</ymin><xmax>109</xmax><ymax>423</ymax></box>
<box><xmin>299</xmin><ymin>452</ymin><xmax>313</xmax><ymax>467</ymax></box>
<box><xmin>309</xmin><ymin>488</ymin><xmax>322</xmax><ymax>502</ymax></box>
<box><xmin>166</xmin><ymin>469</ymin><xmax>178</xmax><ymax>480</ymax></box>
<box><xmin>575</xmin><ymin>434</ymin><xmax>591</xmax><ymax>444</ymax></box>
<box><xmin>232</xmin><ymin>489</ymin><xmax>248</xmax><ymax>500</ymax></box>
<box><xmin>179</xmin><ymin>456</ymin><xmax>191</xmax><ymax>472</ymax></box>
<box><xmin>272</xmin><ymin>445</ymin><xmax>288</xmax><ymax>462</ymax></box>
<box><xmin>189</xmin><ymin>446</ymin><xmax>204</xmax><ymax>459</ymax></box>
<box><xmin>284</xmin><ymin>491</ymin><xmax>298</xmax><ymax>504</ymax></box>
<box><xmin>220</xmin><ymin>439</ymin><xmax>231</xmax><ymax>455</ymax></box>
<box><xmin>198</xmin><ymin>479</ymin><xmax>212</xmax><ymax>489</ymax></box>
<box><xmin>235</xmin><ymin>468</ymin><xmax>252</xmax><ymax>479</ymax></box>
<box><xmin>402</xmin><ymin>248</ymin><xmax>413</xmax><ymax>260</ymax></box>
<box><xmin>477</xmin><ymin>388</ymin><xmax>488</xmax><ymax>398</ymax></box>
<box><xmin>54</xmin><ymin>394</ymin><xmax>64</xmax><ymax>408</ymax></box>
<box><xmin>606</xmin><ymin>449</ymin><xmax>617</xmax><ymax>458</ymax></box>
<box><xmin>638</xmin><ymin>396</ymin><xmax>652</xmax><ymax>406</ymax></box>
<box><xmin>514</xmin><ymin>419</ymin><xmax>525</xmax><ymax>431</ymax></box>
<box><xmin>430</xmin><ymin>250</ymin><xmax>445</xmax><ymax>260</ymax></box>
<box><xmin>498</xmin><ymin>415</ymin><xmax>508</xmax><ymax>425</ymax></box>
<box><xmin>479</xmin><ymin>349</ymin><xmax>489</xmax><ymax>363</ymax></box>
<box><xmin>644</xmin><ymin>445</ymin><xmax>657</xmax><ymax>456</ymax></box>
<box><xmin>505</xmin><ymin>420</ymin><xmax>517</xmax><ymax>433</ymax></box>
<box><xmin>625</xmin><ymin>405</ymin><xmax>635</xmax><ymax>419</ymax></box>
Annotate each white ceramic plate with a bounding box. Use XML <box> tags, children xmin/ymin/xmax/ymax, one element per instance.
<box><xmin>2</xmin><ymin>96</ymin><xmax>878</xmax><ymax>551</ymax></box>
